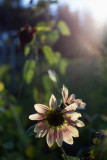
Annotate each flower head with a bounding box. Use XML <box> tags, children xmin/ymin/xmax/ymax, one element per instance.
<box><xmin>29</xmin><ymin>94</ymin><xmax>85</xmax><ymax>147</ymax></box>
<box><xmin>18</xmin><ymin>24</ymin><xmax>37</xmax><ymax>48</ymax></box>
<box><xmin>62</xmin><ymin>85</ymin><xmax>86</xmax><ymax>109</ymax></box>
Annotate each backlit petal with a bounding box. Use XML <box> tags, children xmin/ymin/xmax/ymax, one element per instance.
<box><xmin>76</xmin><ymin>120</ymin><xmax>85</xmax><ymax>127</ymax></box>
<box><xmin>34</xmin><ymin>104</ymin><xmax>49</xmax><ymax>113</ymax></box>
<box><xmin>35</xmin><ymin>128</ymin><xmax>48</xmax><ymax>138</ymax></box>
<box><xmin>56</xmin><ymin>129</ymin><xmax>63</xmax><ymax>147</ymax></box>
<box><xmin>67</xmin><ymin>94</ymin><xmax>75</xmax><ymax>104</ymax></box>
<box><xmin>46</xmin><ymin>128</ymin><xmax>56</xmax><ymax>147</ymax></box>
<box><xmin>29</xmin><ymin>113</ymin><xmax>45</xmax><ymax>120</ymax></box>
<box><xmin>62</xmin><ymin>85</ymin><xmax>68</xmax><ymax>104</ymax></box>
<box><xmin>66</xmin><ymin>112</ymin><xmax>82</xmax><ymax>121</ymax></box>
<box><xmin>63</xmin><ymin>103</ymin><xmax>78</xmax><ymax>112</ymax></box>
<box><xmin>75</xmin><ymin>99</ymin><xmax>86</xmax><ymax>109</ymax></box>
<box><xmin>62</xmin><ymin>126</ymin><xmax>73</xmax><ymax>145</ymax></box>
<box><xmin>34</xmin><ymin>121</ymin><xmax>48</xmax><ymax>133</ymax></box>
<box><xmin>49</xmin><ymin>94</ymin><xmax>57</xmax><ymax>109</ymax></box>
<box><xmin>66</xmin><ymin>125</ymin><xmax>79</xmax><ymax>137</ymax></box>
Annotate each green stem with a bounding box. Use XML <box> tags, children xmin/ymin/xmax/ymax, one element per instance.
<box><xmin>60</xmin><ymin>146</ymin><xmax>68</xmax><ymax>160</ymax></box>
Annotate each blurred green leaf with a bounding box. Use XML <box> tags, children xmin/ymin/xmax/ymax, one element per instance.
<box><xmin>23</xmin><ymin>60</ymin><xmax>36</xmax><ymax>84</ymax></box>
<box><xmin>58</xmin><ymin>20</ymin><xmax>71</xmax><ymax>36</ymax></box>
<box><xmin>42</xmin><ymin>45</ymin><xmax>54</xmax><ymax>65</ymax></box>
<box><xmin>33</xmin><ymin>88</ymin><xmax>38</xmax><ymax>102</ymax></box>
<box><xmin>0</xmin><ymin>65</ymin><xmax>10</xmax><ymax>80</ymax></box>
<box><xmin>46</xmin><ymin>30</ymin><xmax>59</xmax><ymax>45</ymax></box>
<box><xmin>24</xmin><ymin>46</ymin><xmax>30</xmax><ymax>56</ymax></box>
<box><xmin>42</xmin><ymin>75</ymin><xmax>53</xmax><ymax>91</ymax></box>
<box><xmin>26</xmin><ymin>124</ymin><xmax>36</xmax><ymax>137</ymax></box>
<box><xmin>0</xmin><ymin>81</ymin><xmax>5</xmax><ymax>92</ymax></box>
<box><xmin>54</xmin><ymin>51</ymin><xmax>61</xmax><ymax>64</ymax></box>
<box><xmin>37</xmin><ymin>22</ymin><xmax>51</xmax><ymax>32</ymax></box>
<box><xmin>25</xmin><ymin>145</ymin><xmax>36</xmax><ymax>158</ymax></box>
<box><xmin>59</xmin><ymin>59</ymin><xmax>68</xmax><ymax>74</ymax></box>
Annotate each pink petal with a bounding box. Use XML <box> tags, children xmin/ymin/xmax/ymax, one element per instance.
<box><xmin>66</xmin><ymin>112</ymin><xmax>82</xmax><ymax>121</ymax></box>
<box><xmin>34</xmin><ymin>104</ymin><xmax>49</xmax><ymax>113</ymax></box>
<box><xmin>35</xmin><ymin>121</ymin><xmax>49</xmax><ymax>137</ymax></box>
<box><xmin>62</xmin><ymin>126</ymin><xmax>73</xmax><ymax>145</ymax></box>
<box><xmin>67</xmin><ymin>94</ymin><xmax>75</xmax><ymax>104</ymax></box>
<box><xmin>75</xmin><ymin>99</ymin><xmax>86</xmax><ymax>109</ymax></box>
<box><xmin>62</xmin><ymin>85</ymin><xmax>68</xmax><ymax>104</ymax></box>
<box><xmin>34</xmin><ymin>121</ymin><xmax>48</xmax><ymax>133</ymax></box>
<box><xmin>35</xmin><ymin>128</ymin><xmax>48</xmax><ymax>138</ymax></box>
<box><xmin>49</xmin><ymin>94</ymin><xmax>57</xmax><ymax>109</ymax></box>
<box><xmin>63</xmin><ymin>103</ymin><xmax>78</xmax><ymax>112</ymax></box>
<box><xmin>76</xmin><ymin>120</ymin><xmax>85</xmax><ymax>127</ymax></box>
<box><xmin>56</xmin><ymin>129</ymin><xmax>63</xmax><ymax>147</ymax></box>
<box><xmin>46</xmin><ymin>128</ymin><xmax>56</xmax><ymax>147</ymax></box>
<box><xmin>29</xmin><ymin>113</ymin><xmax>45</xmax><ymax>120</ymax></box>
<box><xmin>66</xmin><ymin>125</ymin><xmax>79</xmax><ymax>137</ymax></box>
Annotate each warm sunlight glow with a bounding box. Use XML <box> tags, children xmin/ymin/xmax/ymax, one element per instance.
<box><xmin>59</xmin><ymin>0</ymin><xmax>107</xmax><ymax>23</ymax></box>
<box><xmin>85</xmin><ymin>0</ymin><xmax>107</xmax><ymax>23</ymax></box>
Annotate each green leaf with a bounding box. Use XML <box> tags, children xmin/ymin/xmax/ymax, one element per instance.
<box><xmin>58</xmin><ymin>20</ymin><xmax>71</xmax><ymax>36</ymax></box>
<box><xmin>42</xmin><ymin>75</ymin><xmax>53</xmax><ymax>91</ymax></box>
<box><xmin>42</xmin><ymin>45</ymin><xmax>54</xmax><ymax>65</ymax></box>
<box><xmin>37</xmin><ymin>22</ymin><xmax>51</xmax><ymax>32</ymax></box>
<box><xmin>59</xmin><ymin>59</ymin><xmax>68</xmax><ymax>74</ymax></box>
<box><xmin>26</xmin><ymin>124</ymin><xmax>36</xmax><ymax>137</ymax></box>
<box><xmin>0</xmin><ymin>65</ymin><xmax>10</xmax><ymax>80</ymax></box>
<box><xmin>46</xmin><ymin>30</ymin><xmax>59</xmax><ymax>45</ymax></box>
<box><xmin>25</xmin><ymin>145</ymin><xmax>36</xmax><ymax>158</ymax></box>
<box><xmin>23</xmin><ymin>60</ymin><xmax>36</xmax><ymax>84</ymax></box>
<box><xmin>24</xmin><ymin>46</ymin><xmax>30</xmax><ymax>56</ymax></box>
<box><xmin>54</xmin><ymin>51</ymin><xmax>61</xmax><ymax>64</ymax></box>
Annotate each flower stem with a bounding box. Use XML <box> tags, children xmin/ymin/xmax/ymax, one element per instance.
<box><xmin>60</xmin><ymin>146</ymin><xmax>68</xmax><ymax>160</ymax></box>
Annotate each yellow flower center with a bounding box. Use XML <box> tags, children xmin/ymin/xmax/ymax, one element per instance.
<box><xmin>46</xmin><ymin>110</ymin><xmax>65</xmax><ymax>127</ymax></box>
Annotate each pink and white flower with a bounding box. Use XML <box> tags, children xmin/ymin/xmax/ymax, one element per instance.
<box><xmin>29</xmin><ymin>94</ymin><xmax>85</xmax><ymax>147</ymax></box>
<box><xmin>62</xmin><ymin>85</ymin><xmax>86</xmax><ymax>109</ymax></box>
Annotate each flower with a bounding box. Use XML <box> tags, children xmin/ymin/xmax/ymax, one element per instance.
<box><xmin>29</xmin><ymin>94</ymin><xmax>85</xmax><ymax>147</ymax></box>
<box><xmin>62</xmin><ymin>85</ymin><xmax>86</xmax><ymax>109</ymax></box>
<box><xmin>18</xmin><ymin>24</ymin><xmax>37</xmax><ymax>48</ymax></box>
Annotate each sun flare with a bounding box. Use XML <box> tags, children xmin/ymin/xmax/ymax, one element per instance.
<box><xmin>60</xmin><ymin>0</ymin><xmax>107</xmax><ymax>23</ymax></box>
<box><xmin>87</xmin><ymin>0</ymin><xmax>107</xmax><ymax>23</ymax></box>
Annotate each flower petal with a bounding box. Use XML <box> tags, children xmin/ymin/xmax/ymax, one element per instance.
<box><xmin>75</xmin><ymin>99</ymin><xmax>86</xmax><ymax>109</ymax></box>
<box><xmin>34</xmin><ymin>121</ymin><xmax>48</xmax><ymax>133</ymax></box>
<box><xmin>66</xmin><ymin>125</ymin><xmax>79</xmax><ymax>137</ymax></box>
<box><xmin>34</xmin><ymin>104</ymin><xmax>49</xmax><ymax>113</ymax></box>
<box><xmin>46</xmin><ymin>128</ymin><xmax>56</xmax><ymax>147</ymax></box>
<box><xmin>34</xmin><ymin>121</ymin><xmax>49</xmax><ymax>138</ymax></box>
<box><xmin>63</xmin><ymin>103</ymin><xmax>78</xmax><ymax>112</ymax></box>
<box><xmin>76</xmin><ymin>120</ymin><xmax>85</xmax><ymax>127</ymax></box>
<box><xmin>62</xmin><ymin>126</ymin><xmax>73</xmax><ymax>145</ymax></box>
<box><xmin>35</xmin><ymin>129</ymin><xmax>48</xmax><ymax>138</ymax></box>
<box><xmin>29</xmin><ymin>113</ymin><xmax>45</xmax><ymax>120</ymax></box>
<box><xmin>49</xmin><ymin>94</ymin><xmax>57</xmax><ymax>109</ymax></box>
<box><xmin>66</xmin><ymin>112</ymin><xmax>82</xmax><ymax>121</ymax></box>
<box><xmin>56</xmin><ymin>128</ymin><xmax>63</xmax><ymax>147</ymax></box>
<box><xmin>67</xmin><ymin>94</ymin><xmax>75</xmax><ymax>104</ymax></box>
<box><xmin>62</xmin><ymin>85</ymin><xmax>68</xmax><ymax>104</ymax></box>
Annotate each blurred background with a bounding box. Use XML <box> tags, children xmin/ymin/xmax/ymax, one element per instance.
<box><xmin>1</xmin><ymin>0</ymin><xmax>107</xmax><ymax>160</ymax></box>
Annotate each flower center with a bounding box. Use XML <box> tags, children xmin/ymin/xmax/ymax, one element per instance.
<box><xmin>46</xmin><ymin>110</ymin><xmax>64</xmax><ymax>127</ymax></box>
